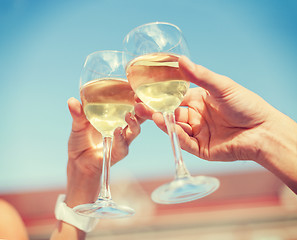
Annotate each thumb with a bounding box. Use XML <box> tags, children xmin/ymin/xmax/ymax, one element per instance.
<box><xmin>179</xmin><ymin>56</ymin><xmax>236</xmax><ymax>97</ymax></box>
<box><xmin>67</xmin><ymin>97</ymin><xmax>89</xmax><ymax>132</ymax></box>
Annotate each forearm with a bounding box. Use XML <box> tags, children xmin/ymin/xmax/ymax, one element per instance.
<box><xmin>256</xmin><ymin>110</ymin><xmax>297</xmax><ymax>194</ymax></box>
<box><xmin>50</xmin><ymin>164</ymin><xmax>100</xmax><ymax>240</ymax></box>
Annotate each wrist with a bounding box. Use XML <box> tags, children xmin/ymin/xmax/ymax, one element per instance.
<box><xmin>256</xmin><ymin>111</ymin><xmax>297</xmax><ymax>163</ymax></box>
<box><xmin>256</xmin><ymin>110</ymin><xmax>297</xmax><ymax>193</ymax></box>
<box><xmin>55</xmin><ymin>194</ymin><xmax>99</xmax><ymax>233</ymax></box>
<box><xmin>66</xmin><ymin>161</ymin><xmax>101</xmax><ymax>207</ymax></box>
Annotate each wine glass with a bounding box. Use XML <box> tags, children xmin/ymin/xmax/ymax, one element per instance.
<box><xmin>123</xmin><ymin>22</ymin><xmax>220</xmax><ymax>204</ymax></box>
<box><xmin>73</xmin><ymin>50</ymin><xmax>135</xmax><ymax>218</ymax></box>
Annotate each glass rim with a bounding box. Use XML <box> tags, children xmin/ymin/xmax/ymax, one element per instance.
<box><xmin>124</xmin><ymin>22</ymin><xmax>182</xmax><ymax>38</ymax></box>
<box><xmin>86</xmin><ymin>50</ymin><xmax>124</xmax><ymax>57</ymax></box>
<box><xmin>123</xmin><ymin>22</ymin><xmax>186</xmax><ymax>57</ymax></box>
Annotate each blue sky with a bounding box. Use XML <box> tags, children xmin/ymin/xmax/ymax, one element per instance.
<box><xmin>0</xmin><ymin>0</ymin><xmax>296</xmax><ymax>193</ymax></box>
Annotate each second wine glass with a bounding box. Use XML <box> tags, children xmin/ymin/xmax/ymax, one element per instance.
<box><xmin>73</xmin><ymin>50</ymin><xmax>135</xmax><ymax>218</ymax></box>
<box><xmin>123</xmin><ymin>22</ymin><xmax>220</xmax><ymax>204</ymax></box>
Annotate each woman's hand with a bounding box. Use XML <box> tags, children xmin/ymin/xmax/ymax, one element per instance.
<box><xmin>66</xmin><ymin>97</ymin><xmax>141</xmax><ymax>207</ymax></box>
<box><xmin>135</xmin><ymin>56</ymin><xmax>297</xmax><ymax>193</ymax></box>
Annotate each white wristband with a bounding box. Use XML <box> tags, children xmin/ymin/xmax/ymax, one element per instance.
<box><xmin>54</xmin><ymin>194</ymin><xmax>99</xmax><ymax>233</ymax></box>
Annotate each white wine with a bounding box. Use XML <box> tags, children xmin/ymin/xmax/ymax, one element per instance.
<box><xmin>83</xmin><ymin>103</ymin><xmax>134</xmax><ymax>137</ymax></box>
<box><xmin>126</xmin><ymin>53</ymin><xmax>189</xmax><ymax>113</ymax></box>
<box><xmin>135</xmin><ymin>80</ymin><xmax>189</xmax><ymax>113</ymax></box>
<box><xmin>80</xmin><ymin>78</ymin><xmax>135</xmax><ymax>137</ymax></box>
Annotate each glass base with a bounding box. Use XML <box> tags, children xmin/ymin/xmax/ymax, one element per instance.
<box><xmin>73</xmin><ymin>199</ymin><xmax>135</xmax><ymax>219</ymax></box>
<box><xmin>151</xmin><ymin>176</ymin><xmax>220</xmax><ymax>204</ymax></box>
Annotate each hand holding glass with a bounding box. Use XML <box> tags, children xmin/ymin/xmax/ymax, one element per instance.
<box><xmin>123</xmin><ymin>22</ymin><xmax>220</xmax><ymax>204</ymax></box>
<box><xmin>73</xmin><ymin>51</ymin><xmax>135</xmax><ymax>218</ymax></box>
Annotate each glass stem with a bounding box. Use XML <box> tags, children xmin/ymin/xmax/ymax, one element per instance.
<box><xmin>163</xmin><ymin>112</ymin><xmax>190</xmax><ymax>179</ymax></box>
<box><xmin>98</xmin><ymin>136</ymin><xmax>113</xmax><ymax>201</ymax></box>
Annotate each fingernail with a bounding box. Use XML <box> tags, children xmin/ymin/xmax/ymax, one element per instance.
<box><xmin>179</xmin><ymin>56</ymin><xmax>195</xmax><ymax>72</ymax></box>
<box><xmin>115</xmin><ymin>127</ymin><xmax>123</xmax><ymax>136</ymax></box>
<box><xmin>129</xmin><ymin>112</ymin><xmax>135</xmax><ymax>121</ymax></box>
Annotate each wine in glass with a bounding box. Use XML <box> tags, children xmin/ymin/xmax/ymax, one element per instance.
<box><xmin>73</xmin><ymin>50</ymin><xmax>135</xmax><ymax>218</ymax></box>
<box><xmin>123</xmin><ymin>22</ymin><xmax>220</xmax><ymax>204</ymax></box>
